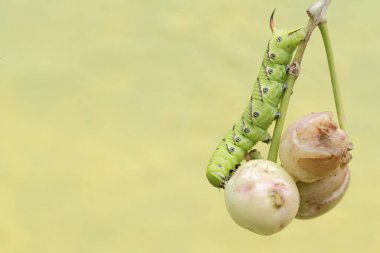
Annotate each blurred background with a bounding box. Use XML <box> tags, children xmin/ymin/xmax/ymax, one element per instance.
<box><xmin>0</xmin><ymin>0</ymin><xmax>378</xmax><ymax>252</ymax></box>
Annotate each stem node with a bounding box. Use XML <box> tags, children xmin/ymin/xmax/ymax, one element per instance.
<box><xmin>288</xmin><ymin>62</ymin><xmax>300</xmax><ymax>76</ymax></box>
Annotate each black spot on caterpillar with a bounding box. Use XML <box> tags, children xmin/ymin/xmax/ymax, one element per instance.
<box><xmin>206</xmin><ymin>10</ymin><xmax>305</xmax><ymax>188</ymax></box>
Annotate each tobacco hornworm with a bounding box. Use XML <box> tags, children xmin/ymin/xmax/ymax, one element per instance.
<box><xmin>206</xmin><ymin>10</ymin><xmax>305</xmax><ymax>188</ymax></box>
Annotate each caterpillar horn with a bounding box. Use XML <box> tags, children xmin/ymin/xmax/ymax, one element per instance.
<box><xmin>270</xmin><ymin>9</ymin><xmax>276</xmax><ymax>32</ymax></box>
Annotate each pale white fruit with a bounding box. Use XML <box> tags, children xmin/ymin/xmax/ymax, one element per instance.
<box><xmin>297</xmin><ymin>166</ymin><xmax>350</xmax><ymax>219</ymax></box>
<box><xmin>279</xmin><ymin>112</ymin><xmax>352</xmax><ymax>183</ymax></box>
<box><xmin>224</xmin><ymin>159</ymin><xmax>299</xmax><ymax>235</ymax></box>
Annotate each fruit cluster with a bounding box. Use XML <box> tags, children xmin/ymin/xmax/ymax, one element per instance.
<box><xmin>224</xmin><ymin>112</ymin><xmax>352</xmax><ymax>235</ymax></box>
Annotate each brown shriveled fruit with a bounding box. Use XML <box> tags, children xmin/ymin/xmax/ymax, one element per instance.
<box><xmin>296</xmin><ymin>166</ymin><xmax>350</xmax><ymax>219</ymax></box>
<box><xmin>279</xmin><ymin>112</ymin><xmax>352</xmax><ymax>183</ymax></box>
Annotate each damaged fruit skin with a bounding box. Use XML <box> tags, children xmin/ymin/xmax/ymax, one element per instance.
<box><xmin>297</xmin><ymin>166</ymin><xmax>350</xmax><ymax>219</ymax></box>
<box><xmin>224</xmin><ymin>159</ymin><xmax>299</xmax><ymax>236</ymax></box>
<box><xmin>279</xmin><ymin>112</ymin><xmax>352</xmax><ymax>183</ymax></box>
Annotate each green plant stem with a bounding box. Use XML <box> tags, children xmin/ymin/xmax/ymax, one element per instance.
<box><xmin>267</xmin><ymin>74</ymin><xmax>297</xmax><ymax>163</ymax></box>
<box><xmin>318</xmin><ymin>22</ymin><xmax>346</xmax><ymax>131</ymax></box>
<box><xmin>268</xmin><ymin>76</ymin><xmax>297</xmax><ymax>162</ymax></box>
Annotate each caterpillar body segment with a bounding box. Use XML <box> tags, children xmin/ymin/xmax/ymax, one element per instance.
<box><xmin>246</xmin><ymin>98</ymin><xmax>278</xmax><ymax>129</ymax></box>
<box><xmin>259</xmin><ymin>79</ymin><xmax>287</xmax><ymax>108</ymax></box>
<box><xmin>206</xmin><ymin>12</ymin><xmax>305</xmax><ymax>188</ymax></box>
<box><xmin>259</xmin><ymin>61</ymin><xmax>288</xmax><ymax>81</ymax></box>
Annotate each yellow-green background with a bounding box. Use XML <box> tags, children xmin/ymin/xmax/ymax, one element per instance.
<box><xmin>0</xmin><ymin>0</ymin><xmax>377</xmax><ymax>252</ymax></box>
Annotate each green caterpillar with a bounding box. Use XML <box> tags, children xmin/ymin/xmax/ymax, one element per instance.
<box><xmin>206</xmin><ymin>10</ymin><xmax>305</xmax><ymax>188</ymax></box>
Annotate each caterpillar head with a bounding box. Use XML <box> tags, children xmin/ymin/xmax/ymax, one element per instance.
<box><xmin>269</xmin><ymin>9</ymin><xmax>305</xmax><ymax>55</ymax></box>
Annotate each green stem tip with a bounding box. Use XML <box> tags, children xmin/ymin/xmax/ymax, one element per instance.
<box><xmin>318</xmin><ymin>22</ymin><xmax>347</xmax><ymax>131</ymax></box>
